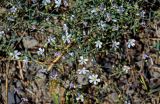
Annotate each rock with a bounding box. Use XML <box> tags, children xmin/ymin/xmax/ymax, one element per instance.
<box><xmin>22</xmin><ymin>36</ymin><xmax>38</xmax><ymax>49</ymax></box>
<box><xmin>103</xmin><ymin>62</ymin><xmax>112</xmax><ymax>73</ymax></box>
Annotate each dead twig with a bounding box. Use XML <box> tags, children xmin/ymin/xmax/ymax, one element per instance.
<box><xmin>18</xmin><ymin>61</ymin><xmax>24</xmax><ymax>80</ymax></box>
<box><xmin>5</xmin><ymin>62</ymin><xmax>9</xmax><ymax>104</ymax></box>
<box><xmin>47</xmin><ymin>42</ymin><xmax>73</xmax><ymax>71</ymax></box>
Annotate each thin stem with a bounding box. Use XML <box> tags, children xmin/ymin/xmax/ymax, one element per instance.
<box><xmin>5</xmin><ymin>62</ymin><xmax>9</xmax><ymax>104</ymax></box>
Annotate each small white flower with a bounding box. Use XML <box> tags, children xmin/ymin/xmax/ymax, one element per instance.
<box><xmin>63</xmin><ymin>24</ymin><xmax>68</xmax><ymax>31</ymax></box>
<box><xmin>21</xmin><ymin>98</ymin><xmax>28</xmax><ymax>102</ymax></box>
<box><xmin>76</xmin><ymin>94</ymin><xmax>84</xmax><ymax>102</ymax></box>
<box><xmin>31</xmin><ymin>0</ymin><xmax>37</xmax><ymax>3</ymax></box>
<box><xmin>122</xmin><ymin>65</ymin><xmax>130</xmax><ymax>73</ymax></box>
<box><xmin>62</xmin><ymin>34</ymin><xmax>71</xmax><ymax>43</ymax></box>
<box><xmin>127</xmin><ymin>39</ymin><xmax>135</xmax><ymax>48</ymax></box>
<box><xmin>55</xmin><ymin>0</ymin><xmax>61</xmax><ymax>7</ymax></box>
<box><xmin>112</xmin><ymin>19</ymin><xmax>117</xmax><ymax>22</ymax></box>
<box><xmin>23</xmin><ymin>56</ymin><xmax>28</xmax><ymax>63</ymax></box>
<box><xmin>112</xmin><ymin>25</ymin><xmax>119</xmax><ymax>31</ymax></box>
<box><xmin>7</xmin><ymin>17</ymin><xmax>15</xmax><ymax>21</ymax></box>
<box><xmin>140</xmin><ymin>10</ymin><xmax>145</xmax><ymax>18</ymax></box>
<box><xmin>0</xmin><ymin>31</ymin><xmax>4</xmax><ymax>35</ymax></box>
<box><xmin>143</xmin><ymin>54</ymin><xmax>149</xmax><ymax>59</ymax></box>
<box><xmin>98</xmin><ymin>21</ymin><xmax>106</xmax><ymax>30</ymax></box>
<box><xmin>37</xmin><ymin>48</ymin><xmax>45</xmax><ymax>55</ymax></box>
<box><xmin>69</xmin><ymin>52</ymin><xmax>74</xmax><ymax>56</ymax></box>
<box><xmin>42</xmin><ymin>0</ymin><xmax>51</xmax><ymax>5</ymax></box>
<box><xmin>95</xmin><ymin>40</ymin><xmax>102</xmax><ymax>48</ymax></box>
<box><xmin>112</xmin><ymin>41</ymin><xmax>120</xmax><ymax>49</ymax></box>
<box><xmin>117</xmin><ymin>6</ymin><xmax>125</xmax><ymax>14</ymax></box>
<box><xmin>9</xmin><ymin>50</ymin><xmax>21</xmax><ymax>59</ymax></box>
<box><xmin>89</xmin><ymin>74</ymin><xmax>100</xmax><ymax>85</ymax></box>
<box><xmin>141</xmin><ymin>21</ymin><xmax>146</xmax><ymax>27</ymax></box>
<box><xmin>78</xmin><ymin>67</ymin><xmax>89</xmax><ymax>75</ymax></box>
<box><xmin>70</xmin><ymin>15</ymin><xmax>75</xmax><ymax>21</ymax></box>
<box><xmin>47</xmin><ymin>36</ymin><xmax>55</xmax><ymax>44</ymax></box>
<box><xmin>78</xmin><ymin>56</ymin><xmax>88</xmax><ymax>65</ymax></box>
<box><xmin>0</xmin><ymin>31</ymin><xmax>5</xmax><ymax>38</ymax></box>
<box><xmin>63</xmin><ymin>23</ymin><xmax>68</xmax><ymax>35</ymax></box>
<box><xmin>105</xmin><ymin>13</ymin><xmax>111</xmax><ymax>22</ymax></box>
<box><xmin>91</xmin><ymin>8</ymin><xmax>97</xmax><ymax>13</ymax></box>
<box><xmin>10</xmin><ymin>6</ymin><xmax>17</xmax><ymax>13</ymax></box>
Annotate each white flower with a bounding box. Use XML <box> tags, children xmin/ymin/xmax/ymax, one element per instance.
<box><xmin>10</xmin><ymin>6</ymin><xmax>17</xmax><ymax>13</ymax></box>
<box><xmin>63</xmin><ymin>24</ymin><xmax>68</xmax><ymax>32</ymax></box>
<box><xmin>0</xmin><ymin>31</ymin><xmax>4</xmax><ymax>35</ymax></box>
<box><xmin>122</xmin><ymin>65</ymin><xmax>130</xmax><ymax>73</ymax></box>
<box><xmin>112</xmin><ymin>41</ymin><xmax>120</xmax><ymax>49</ymax></box>
<box><xmin>112</xmin><ymin>19</ymin><xmax>117</xmax><ymax>22</ymax></box>
<box><xmin>55</xmin><ymin>0</ymin><xmax>61</xmax><ymax>7</ymax></box>
<box><xmin>141</xmin><ymin>21</ymin><xmax>146</xmax><ymax>27</ymax></box>
<box><xmin>63</xmin><ymin>23</ymin><xmax>68</xmax><ymax>35</ymax></box>
<box><xmin>78</xmin><ymin>56</ymin><xmax>88</xmax><ymax>65</ymax></box>
<box><xmin>37</xmin><ymin>48</ymin><xmax>45</xmax><ymax>55</ymax></box>
<box><xmin>78</xmin><ymin>67</ymin><xmax>89</xmax><ymax>75</ymax></box>
<box><xmin>7</xmin><ymin>17</ymin><xmax>15</xmax><ymax>21</ymax></box>
<box><xmin>127</xmin><ymin>39</ymin><xmax>135</xmax><ymax>48</ymax></box>
<box><xmin>62</xmin><ymin>34</ymin><xmax>71</xmax><ymax>43</ymax></box>
<box><xmin>70</xmin><ymin>15</ymin><xmax>75</xmax><ymax>21</ymax></box>
<box><xmin>112</xmin><ymin>25</ymin><xmax>119</xmax><ymax>31</ymax></box>
<box><xmin>95</xmin><ymin>40</ymin><xmax>102</xmax><ymax>48</ymax></box>
<box><xmin>47</xmin><ymin>36</ymin><xmax>55</xmax><ymax>44</ymax></box>
<box><xmin>23</xmin><ymin>56</ymin><xmax>28</xmax><ymax>63</ymax></box>
<box><xmin>143</xmin><ymin>54</ymin><xmax>149</xmax><ymax>60</ymax></box>
<box><xmin>0</xmin><ymin>31</ymin><xmax>4</xmax><ymax>38</ymax></box>
<box><xmin>42</xmin><ymin>0</ymin><xmax>51</xmax><ymax>5</ymax></box>
<box><xmin>31</xmin><ymin>0</ymin><xmax>37</xmax><ymax>3</ymax></box>
<box><xmin>89</xmin><ymin>74</ymin><xmax>100</xmax><ymax>85</ymax></box>
<box><xmin>91</xmin><ymin>8</ymin><xmax>97</xmax><ymax>13</ymax></box>
<box><xmin>140</xmin><ymin>10</ymin><xmax>145</xmax><ymax>18</ymax></box>
<box><xmin>98</xmin><ymin>21</ymin><xmax>106</xmax><ymax>30</ymax></box>
<box><xmin>9</xmin><ymin>50</ymin><xmax>21</xmax><ymax>59</ymax></box>
<box><xmin>76</xmin><ymin>94</ymin><xmax>84</xmax><ymax>102</ymax></box>
<box><xmin>105</xmin><ymin>13</ymin><xmax>111</xmax><ymax>22</ymax></box>
<box><xmin>21</xmin><ymin>98</ymin><xmax>28</xmax><ymax>102</ymax></box>
<box><xmin>117</xmin><ymin>6</ymin><xmax>125</xmax><ymax>14</ymax></box>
